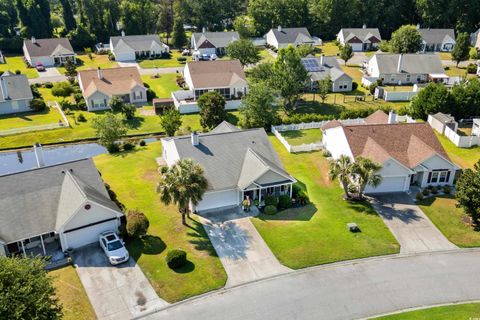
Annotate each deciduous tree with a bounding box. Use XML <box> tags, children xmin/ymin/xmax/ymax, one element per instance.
<box><xmin>456</xmin><ymin>160</ymin><xmax>480</xmax><ymax>226</ymax></box>
<box><xmin>239</xmin><ymin>81</ymin><xmax>278</xmax><ymax>129</ymax></box>
<box><xmin>227</xmin><ymin>39</ymin><xmax>260</xmax><ymax>66</ymax></box>
<box><xmin>339</xmin><ymin>44</ymin><xmax>353</xmax><ymax>65</ymax></box>
<box><xmin>159</xmin><ymin>108</ymin><xmax>182</xmax><ymax>136</ymax></box>
<box><xmin>92</xmin><ymin>113</ymin><xmax>128</xmax><ymax>152</ymax></box>
<box><xmin>197</xmin><ymin>91</ymin><xmax>227</xmax><ymax>130</ymax></box>
<box><xmin>451</xmin><ymin>32</ymin><xmax>471</xmax><ymax>67</ymax></box>
<box><xmin>390</xmin><ymin>25</ymin><xmax>422</xmax><ymax>53</ymax></box>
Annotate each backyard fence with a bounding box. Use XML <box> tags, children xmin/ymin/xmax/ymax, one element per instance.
<box><xmin>51</xmin><ymin>101</ymin><xmax>70</xmax><ymax>127</ymax></box>
<box><xmin>444</xmin><ymin>125</ymin><xmax>480</xmax><ymax>148</ymax></box>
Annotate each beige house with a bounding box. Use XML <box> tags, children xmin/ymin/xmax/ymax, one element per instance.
<box><xmin>78</xmin><ymin>67</ymin><xmax>147</xmax><ymax>111</ymax></box>
<box><xmin>23</xmin><ymin>37</ymin><xmax>76</xmax><ymax>67</ymax></box>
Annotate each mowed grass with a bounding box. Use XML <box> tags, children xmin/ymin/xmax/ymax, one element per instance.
<box><xmin>138</xmin><ymin>51</ymin><xmax>191</xmax><ymax>68</ymax></box>
<box><xmin>320</xmin><ymin>42</ymin><xmax>340</xmax><ymax>56</ymax></box>
<box><xmin>0</xmin><ymin>107</ymin><xmax>64</xmax><ymax>130</ymax></box>
<box><xmin>58</xmin><ymin>54</ymin><xmax>118</xmax><ymax>74</ymax></box>
<box><xmin>94</xmin><ymin>142</ymin><xmax>227</xmax><ymax>302</ymax></box>
<box><xmin>259</xmin><ymin>49</ymin><xmax>275</xmax><ymax>63</ymax></box>
<box><xmin>373</xmin><ymin>303</ymin><xmax>480</xmax><ymax>320</ymax></box>
<box><xmin>418</xmin><ymin>195</ymin><xmax>480</xmax><ymax>247</ymax></box>
<box><xmin>436</xmin><ymin>133</ymin><xmax>480</xmax><ymax>168</ymax></box>
<box><xmin>281</xmin><ymin>129</ymin><xmax>322</xmax><ymax>145</ymax></box>
<box><xmin>141</xmin><ymin>73</ymin><xmax>181</xmax><ymax>98</ymax></box>
<box><xmin>0</xmin><ymin>56</ymin><xmax>38</xmax><ymax>78</ymax></box>
<box><xmin>251</xmin><ymin>137</ymin><xmax>400</xmax><ymax>269</ymax></box>
<box><xmin>50</xmin><ymin>266</ymin><xmax>96</xmax><ymax>320</ymax></box>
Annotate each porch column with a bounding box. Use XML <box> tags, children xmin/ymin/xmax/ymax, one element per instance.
<box><xmin>40</xmin><ymin>234</ymin><xmax>46</xmax><ymax>255</ymax></box>
<box><xmin>258</xmin><ymin>188</ymin><xmax>262</xmax><ymax>204</ymax></box>
<box><xmin>289</xmin><ymin>183</ymin><xmax>293</xmax><ymax>198</ymax></box>
<box><xmin>20</xmin><ymin>240</ymin><xmax>26</xmax><ymax>257</ymax></box>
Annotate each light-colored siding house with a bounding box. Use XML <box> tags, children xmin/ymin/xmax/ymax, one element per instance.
<box><xmin>471</xmin><ymin>28</ymin><xmax>480</xmax><ymax>50</ymax></box>
<box><xmin>191</xmin><ymin>31</ymin><xmax>240</xmax><ymax>55</ymax></box>
<box><xmin>0</xmin><ymin>51</ymin><xmax>4</xmax><ymax>64</ymax></box>
<box><xmin>78</xmin><ymin>67</ymin><xmax>147</xmax><ymax>111</ymax></box>
<box><xmin>362</xmin><ymin>53</ymin><xmax>447</xmax><ymax>86</ymax></box>
<box><xmin>161</xmin><ymin>122</ymin><xmax>296</xmax><ymax>213</ymax></box>
<box><xmin>110</xmin><ymin>32</ymin><xmax>168</xmax><ymax>62</ymax></box>
<box><xmin>301</xmin><ymin>56</ymin><xmax>353</xmax><ymax>92</ymax></box>
<box><xmin>428</xmin><ymin>112</ymin><xmax>458</xmax><ymax>135</ymax></box>
<box><xmin>172</xmin><ymin>59</ymin><xmax>248</xmax><ymax>113</ymax></box>
<box><xmin>265</xmin><ymin>26</ymin><xmax>315</xmax><ymax>49</ymax></box>
<box><xmin>337</xmin><ymin>26</ymin><xmax>382</xmax><ymax>52</ymax></box>
<box><xmin>418</xmin><ymin>28</ymin><xmax>456</xmax><ymax>52</ymax></box>
<box><xmin>0</xmin><ymin>71</ymin><xmax>34</xmax><ymax>115</ymax></box>
<box><xmin>322</xmin><ymin>111</ymin><xmax>460</xmax><ymax>193</ymax></box>
<box><xmin>0</xmin><ymin>157</ymin><xmax>123</xmax><ymax>257</ymax></box>
<box><xmin>23</xmin><ymin>37</ymin><xmax>76</xmax><ymax>67</ymax></box>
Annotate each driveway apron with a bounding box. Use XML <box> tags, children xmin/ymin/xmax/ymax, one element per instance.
<box><xmin>372</xmin><ymin>193</ymin><xmax>457</xmax><ymax>254</ymax></box>
<box><xmin>199</xmin><ymin>207</ymin><xmax>291</xmax><ymax>287</ymax></box>
<box><xmin>73</xmin><ymin>245</ymin><xmax>168</xmax><ymax>320</ymax></box>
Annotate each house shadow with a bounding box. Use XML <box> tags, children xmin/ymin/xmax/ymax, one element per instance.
<box><xmin>127</xmin><ymin>235</ymin><xmax>166</xmax><ymax>262</ymax></box>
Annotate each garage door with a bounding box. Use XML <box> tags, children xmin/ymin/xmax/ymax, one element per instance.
<box><xmin>365</xmin><ymin>176</ymin><xmax>407</xmax><ymax>194</ymax></box>
<box><xmin>64</xmin><ymin>220</ymin><xmax>118</xmax><ymax>249</ymax></box>
<box><xmin>196</xmin><ymin>190</ymin><xmax>238</xmax><ymax>212</ymax></box>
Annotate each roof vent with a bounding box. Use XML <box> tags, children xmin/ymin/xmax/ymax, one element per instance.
<box><xmin>277</xmin><ymin>25</ymin><xmax>282</xmax><ymax>32</ymax></box>
<box><xmin>121</xmin><ymin>30</ymin><xmax>125</xmax><ymax>37</ymax></box>
<box><xmin>97</xmin><ymin>67</ymin><xmax>103</xmax><ymax>80</ymax></box>
<box><xmin>31</xmin><ymin>36</ymin><xmax>36</xmax><ymax>44</ymax></box>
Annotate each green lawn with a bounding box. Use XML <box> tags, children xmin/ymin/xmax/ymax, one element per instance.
<box><xmin>58</xmin><ymin>54</ymin><xmax>118</xmax><ymax>74</ymax></box>
<box><xmin>94</xmin><ymin>142</ymin><xmax>227</xmax><ymax>302</ymax></box>
<box><xmin>50</xmin><ymin>266</ymin><xmax>96</xmax><ymax>320</ymax></box>
<box><xmin>138</xmin><ymin>50</ymin><xmax>191</xmax><ymax>68</ymax></box>
<box><xmin>418</xmin><ymin>195</ymin><xmax>480</xmax><ymax>247</ymax></box>
<box><xmin>0</xmin><ymin>107</ymin><xmax>64</xmax><ymax>130</ymax></box>
<box><xmin>321</xmin><ymin>42</ymin><xmax>340</xmax><ymax>56</ymax></box>
<box><xmin>251</xmin><ymin>137</ymin><xmax>400</xmax><ymax>269</ymax></box>
<box><xmin>0</xmin><ymin>56</ymin><xmax>39</xmax><ymax>78</ymax></box>
<box><xmin>259</xmin><ymin>49</ymin><xmax>275</xmax><ymax>63</ymax></box>
<box><xmin>373</xmin><ymin>303</ymin><xmax>480</xmax><ymax>320</ymax></box>
<box><xmin>436</xmin><ymin>133</ymin><xmax>480</xmax><ymax>168</ymax></box>
<box><xmin>281</xmin><ymin>129</ymin><xmax>322</xmax><ymax>146</ymax></box>
<box><xmin>142</xmin><ymin>73</ymin><xmax>181</xmax><ymax>98</ymax></box>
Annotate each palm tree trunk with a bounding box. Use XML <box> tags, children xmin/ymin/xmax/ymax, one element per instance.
<box><xmin>341</xmin><ymin>181</ymin><xmax>350</xmax><ymax>199</ymax></box>
<box><xmin>180</xmin><ymin>208</ymin><xmax>187</xmax><ymax>225</ymax></box>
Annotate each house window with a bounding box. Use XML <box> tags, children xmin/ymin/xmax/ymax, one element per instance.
<box><xmin>134</xmin><ymin>91</ymin><xmax>143</xmax><ymax>100</ymax></box>
<box><xmin>406</xmin><ymin>74</ymin><xmax>411</xmax><ymax>82</ymax></box>
<box><xmin>214</xmin><ymin>88</ymin><xmax>231</xmax><ymax>99</ymax></box>
<box><xmin>339</xmin><ymin>82</ymin><xmax>349</xmax><ymax>90</ymax></box>
<box><xmin>92</xmin><ymin>99</ymin><xmax>105</xmax><ymax>109</ymax></box>
<box><xmin>195</xmin><ymin>89</ymin><xmax>208</xmax><ymax>99</ymax></box>
<box><xmin>390</xmin><ymin>75</ymin><xmax>395</xmax><ymax>82</ymax></box>
<box><xmin>427</xmin><ymin>170</ymin><xmax>450</xmax><ymax>184</ymax></box>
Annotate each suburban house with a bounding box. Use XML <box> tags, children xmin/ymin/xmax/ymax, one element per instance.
<box><xmin>418</xmin><ymin>27</ymin><xmax>456</xmax><ymax>52</ymax></box>
<box><xmin>471</xmin><ymin>28</ymin><xmax>480</xmax><ymax>50</ymax></box>
<box><xmin>337</xmin><ymin>26</ymin><xmax>382</xmax><ymax>52</ymax></box>
<box><xmin>362</xmin><ymin>53</ymin><xmax>447</xmax><ymax>86</ymax></box>
<box><xmin>110</xmin><ymin>32</ymin><xmax>169</xmax><ymax>62</ymax></box>
<box><xmin>161</xmin><ymin>122</ymin><xmax>296</xmax><ymax>213</ymax></box>
<box><xmin>0</xmin><ymin>50</ymin><xmax>4</xmax><ymax>63</ymax></box>
<box><xmin>428</xmin><ymin>112</ymin><xmax>458</xmax><ymax>135</ymax></box>
<box><xmin>0</xmin><ymin>71</ymin><xmax>34</xmax><ymax>115</ymax></box>
<box><xmin>191</xmin><ymin>30</ymin><xmax>240</xmax><ymax>55</ymax></box>
<box><xmin>322</xmin><ymin>111</ymin><xmax>459</xmax><ymax>193</ymax></box>
<box><xmin>265</xmin><ymin>26</ymin><xmax>315</xmax><ymax>49</ymax></box>
<box><xmin>0</xmin><ymin>156</ymin><xmax>123</xmax><ymax>257</ymax></box>
<box><xmin>23</xmin><ymin>37</ymin><xmax>76</xmax><ymax>67</ymax></box>
<box><xmin>171</xmin><ymin>59</ymin><xmax>248</xmax><ymax>113</ymax></box>
<box><xmin>78</xmin><ymin>67</ymin><xmax>147</xmax><ymax>111</ymax></box>
<box><xmin>301</xmin><ymin>56</ymin><xmax>353</xmax><ymax>92</ymax></box>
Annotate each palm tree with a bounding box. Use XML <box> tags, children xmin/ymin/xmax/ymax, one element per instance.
<box><xmin>351</xmin><ymin>157</ymin><xmax>383</xmax><ymax>199</ymax></box>
<box><xmin>157</xmin><ymin>159</ymin><xmax>208</xmax><ymax>225</ymax></box>
<box><xmin>328</xmin><ymin>155</ymin><xmax>353</xmax><ymax>199</ymax></box>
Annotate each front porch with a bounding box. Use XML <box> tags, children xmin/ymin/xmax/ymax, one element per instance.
<box><xmin>242</xmin><ymin>182</ymin><xmax>293</xmax><ymax>207</ymax></box>
<box><xmin>54</xmin><ymin>54</ymin><xmax>76</xmax><ymax>65</ymax></box>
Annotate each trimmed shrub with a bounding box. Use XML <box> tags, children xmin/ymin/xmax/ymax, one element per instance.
<box><xmin>44</xmin><ymin>82</ymin><xmax>53</xmax><ymax>88</ymax></box>
<box><xmin>29</xmin><ymin>99</ymin><xmax>47</xmax><ymax>112</ymax></box>
<box><xmin>264</xmin><ymin>205</ymin><xmax>277</xmax><ymax>215</ymax></box>
<box><xmin>15</xmin><ymin>70</ymin><xmax>21</xmax><ymax>75</ymax></box>
<box><xmin>126</xmin><ymin>209</ymin><xmax>150</xmax><ymax>238</ymax></box>
<box><xmin>296</xmin><ymin>190</ymin><xmax>309</xmax><ymax>205</ymax></box>
<box><xmin>122</xmin><ymin>142</ymin><xmax>135</xmax><ymax>151</ymax></box>
<box><xmin>146</xmin><ymin>88</ymin><xmax>156</xmax><ymax>101</ymax></box>
<box><xmin>322</xmin><ymin>150</ymin><xmax>331</xmax><ymax>157</ymax></box>
<box><xmin>166</xmin><ymin>249</ymin><xmax>187</xmax><ymax>269</ymax></box>
<box><xmin>177</xmin><ymin>57</ymin><xmax>187</xmax><ymax>63</ymax></box>
<box><xmin>264</xmin><ymin>195</ymin><xmax>278</xmax><ymax>207</ymax></box>
<box><xmin>422</xmin><ymin>188</ymin><xmax>430</xmax><ymax>196</ymax></box>
<box><xmin>77</xmin><ymin>113</ymin><xmax>87</xmax><ymax>122</ymax></box>
<box><xmin>278</xmin><ymin>195</ymin><xmax>292</xmax><ymax>209</ymax></box>
<box><xmin>107</xmin><ymin>144</ymin><xmax>120</xmax><ymax>153</ymax></box>
<box><xmin>139</xmin><ymin>140</ymin><xmax>146</xmax><ymax>146</ymax></box>
<box><xmin>443</xmin><ymin>186</ymin><xmax>451</xmax><ymax>194</ymax></box>
<box><xmin>352</xmin><ymin>82</ymin><xmax>358</xmax><ymax>91</ymax></box>
<box><xmin>467</xmin><ymin>63</ymin><xmax>477</xmax><ymax>74</ymax></box>
<box><xmin>431</xmin><ymin>186</ymin><xmax>438</xmax><ymax>194</ymax></box>
<box><xmin>416</xmin><ymin>192</ymin><xmax>424</xmax><ymax>201</ymax></box>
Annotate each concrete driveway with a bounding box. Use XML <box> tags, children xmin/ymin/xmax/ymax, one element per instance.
<box><xmin>74</xmin><ymin>245</ymin><xmax>168</xmax><ymax>320</ymax></box>
<box><xmin>199</xmin><ymin>207</ymin><xmax>290</xmax><ymax>287</ymax></box>
<box><xmin>38</xmin><ymin>67</ymin><xmax>61</xmax><ymax>78</ymax></box>
<box><xmin>372</xmin><ymin>193</ymin><xmax>457</xmax><ymax>254</ymax></box>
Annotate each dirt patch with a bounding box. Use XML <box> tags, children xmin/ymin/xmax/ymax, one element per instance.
<box><xmin>139</xmin><ymin>108</ymin><xmax>156</xmax><ymax>116</ymax></box>
<box><xmin>143</xmin><ymin>169</ymin><xmax>158</xmax><ymax>183</ymax></box>
<box><xmin>313</xmin><ymin>156</ymin><xmax>332</xmax><ymax>187</ymax></box>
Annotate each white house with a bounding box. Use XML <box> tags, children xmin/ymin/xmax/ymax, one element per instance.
<box><xmin>301</xmin><ymin>56</ymin><xmax>353</xmax><ymax>92</ymax></box>
<box><xmin>322</xmin><ymin>111</ymin><xmax>460</xmax><ymax>193</ymax></box>
<box><xmin>0</xmin><ymin>71</ymin><xmax>34</xmax><ymax>115</ymax></box>
<box><xmin>362</xmin><ymin>53</ymin><xmax>447</xmax><ymax>86</ymax></box>
<box><xmin>78</xmin><ymin>67</ymin><xmax>147</xmax><ymax>111</ymax></box>
<box><xmin>418</xmin><ymin>27</ymin><xmax>456</xmax><ymax>52</ymax></box>
<box><xmin>171</xmin><ymin>59</ymin><xmax>248</xmax><ymax>113</ymax></box>
<box><xmin>110</xmin><ymin>32</ymin><xmax>168</xmax><ymax>62</ymax></box>
<box><xmin>337</xmin><ymin>26</ymin><xmax>382</xmax><ymax>52</ymax></box>
<box><xmin>428</xmin><ymin>112</ymin><xmax>458</xmax><ymax>135</ymax></box>
<box><xmin>23</xmin><ymin>37</ymin><xmax>76</xmax><ymax>67</ymax></box>
<box><xmin>161</xmin><ymin>122</ymin><xmax>296</xmax><ymax>213</ymax></box>
<box><xmin>0</xmin><ymin>51</ymin><xmax>4</xmax><ymax>64</ymax></box>
<box><xmin>265</xmin><ymin>26</ymin><xmax>315</xmax><ymax>49</ymax></box>
<box><xmin>0</xmin><ymin>156</ymin><xmax>123</xmax><ymax>257</ymax></box>
<box><xmin>191</xmin><ymin>30</ymin><xmax>240</xmax><ymax>55</ymax></box>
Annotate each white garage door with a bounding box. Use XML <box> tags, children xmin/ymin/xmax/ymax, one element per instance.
<box><xmin>365</xmin><ymin>176</ymin><xmax>407</xmax><ymax>194</ymax></box>
<box><xmin>196</xmin><ymin>190</ymin><xmax>238</xmax><ymax>212</ymax></box>
<box><xmin>114</xmin><ymin>52</ymin><xmax>135</xmax><ymax>62</ymax></box>
<box><xmin>64</xmin><ymin>220</ymin><xmax>118</xmax><ymax>249</ymax></box>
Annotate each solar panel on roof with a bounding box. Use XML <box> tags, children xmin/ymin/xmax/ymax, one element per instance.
<box><xmin>302</xmin><ymin>58</ymin><xmax>323</xmax><ymax>72</ymax></box>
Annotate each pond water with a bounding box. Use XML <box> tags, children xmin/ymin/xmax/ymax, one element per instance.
<box><xmin>0</xmin><ymin>137</ymin><xmax>159</xmax><ymax>176</ymax></box>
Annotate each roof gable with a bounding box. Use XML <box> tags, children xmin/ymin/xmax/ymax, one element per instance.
<box><xmin>24</xmin><ymin>38</ymin><xmax>74</xmax><ymax>57</ymax></box>
<box><xmin>78</xmin><ymin>67</ymin><xmax>144</xmax><ymax>98</ymax></box>
<box><xmin>193</xmin><ymin>32</ymin><xmax>240</xmax><ymax>48</ymax></box>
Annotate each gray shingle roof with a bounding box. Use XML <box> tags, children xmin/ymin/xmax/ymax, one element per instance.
<box><xmin>210</xmin><ymin>120</ymin><xmax>240</xmax><ymax>133</ymax></box>
<box><xmin>301</xmin><ymin>56</ymin><xmax>352</xmax><ymax>82</ymax></box>
<box><xmin>110</xmin><ymin>34</ymin><xmax>164</xmax><ymax>51</ymax></box>
<box><xmin>192</xmin><ymin>32</ymin><xmax>240</xmax><ymax>49</ymax></box>
<box><xmin>340</xmin><ymin>28</ymin><xmax>382</xmax><ymax>43</ymax></box>
<box><xmin>374</xmin><ymin>53</ymin><xmax>445</xmax><ymax>74</ymax></box>
<box><xmin>269</xmin><ymin>27</ymin><xmax>314</xmax><ymax>45</ymax></box>
<box><xmin>165</xmin><ymin>123</ymin><xmax>295</xmax><ymax>191</ymax></box>
<box><xmin>24</xmin><ymin>38</ymin><xmax>74</xmax><ymax>57</ymax></box>
<box><xmin>419</xmin><ymin>29</ymin><xmax>455</xmax><ymax>44</ymax></box>
<box><xmin>0</xmin><ymin>72</ymin><xmax>33</xmax><ymax>102</ymax></box>
<box><xmin>431</xmin><ymin>112</ymin><xmax>455</xmax><ymax>124</ymax></box>
<box><xmin>0</xmin><ymin>158</ymin><xmax>120</xmax><ymax>243</ymax></box>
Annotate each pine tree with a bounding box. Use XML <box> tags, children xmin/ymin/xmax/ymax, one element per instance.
<box><xmin>60</xmin><ymin>0</ymin><xmax>76</xmax><ymax>31</ymax></box>
<box><xmin>172</xmin><ymin>15</ymin><xmax>187</xmax><ymax>49</ymax></box>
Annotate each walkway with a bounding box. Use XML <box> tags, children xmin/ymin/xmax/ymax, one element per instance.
<box><xmin>199</xmin><ymin>207</ymin><xmax>290</xmax><ymax>287</ymax></box>
<box><xmin>372</xmin><ymin>193</ymin><xmax>457</xmax><ymax>254</ymax></box>
<box><xmin>74</xmin><ymin>245</ymin><xmax>168</xmax><ymax>320</ymax></box>
<box><xmin>143</xmin><ymin>249</ymin><xmax>480</xmax><ymax>320</ymax></box>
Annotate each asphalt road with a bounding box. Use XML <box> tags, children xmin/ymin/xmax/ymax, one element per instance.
<box><xmin>141</xmin><ymin>249</ymin><xmax>480</xmax><ymax>320</ymax></box>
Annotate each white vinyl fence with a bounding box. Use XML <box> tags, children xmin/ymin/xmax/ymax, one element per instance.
<box><xmin>383</xmin><ymin>91</ymin><xmax>417</xmax><ymax>102</ymax></box>
<box><xmin>444</xmin><ymin>125</ymin><xmax>480</xmax><ymax>148</ymax></box>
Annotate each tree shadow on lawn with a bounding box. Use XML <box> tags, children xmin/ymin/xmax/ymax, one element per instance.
<box><xmin>226</xmin><ymin>113</ymin><xmax>239</xmax><ymax>125</ymax></box>
<box><xmin>127</xmin><ymin>235</ymin><xmax>166</xmax><ymax>262</ymax></box>
<box><xmin>186</xmin><ymin>217</ymin><xmax>219</xmax><ymax>257</ymax></box>
<box><xmin>281</xmin><ymin>130</ymin><xmax>305</xmax><ymax>140</ymax></box>
<box><xmin>172</xmin><ymin>260</ymin><xmax>195</xmax><ymax>274</ymax></box>
<box><xmin>346</xmin><ymin>200</ymin><xmax>379</xmax><ymax>216</ymax></box>
<box><xmin>295</xmin><ymin>101</ymin><xmax>345</xmax><ymax>115</ymax></box>
<box><xmin>125</xmin><ymin>116</ymin><xmax>146</xmax><ymax>130</ymax></box>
